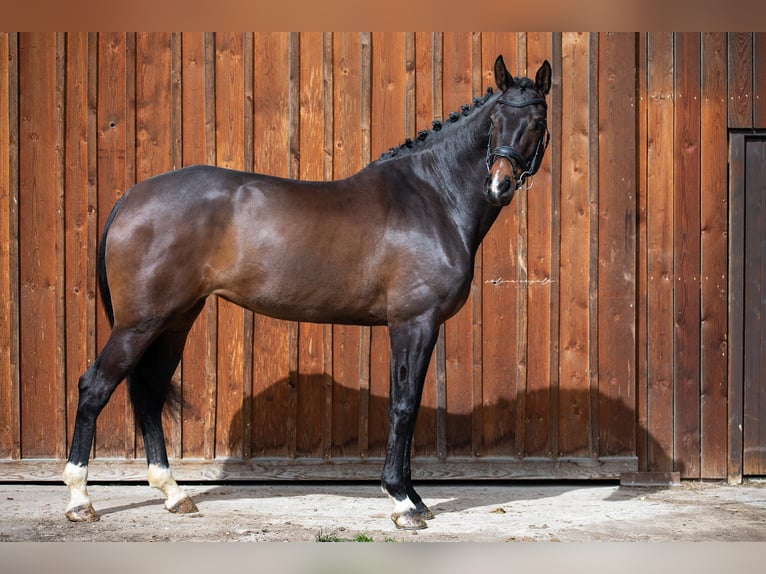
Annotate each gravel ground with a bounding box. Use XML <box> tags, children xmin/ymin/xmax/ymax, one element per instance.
<box><xmin>1</xmin><ymin>479</ymin><xmax>766</xmax><ymax>542</ymax></box>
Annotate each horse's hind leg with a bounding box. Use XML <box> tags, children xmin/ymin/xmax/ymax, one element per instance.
<box><xmin>63</xmin><ymin>324</ymin><xmax>162</xmax><ymax>522</ymax></box>
<box><xmin>130</xmin><ymin>305</ymin><xmax>202</xmax><ymax>514</ymax></box>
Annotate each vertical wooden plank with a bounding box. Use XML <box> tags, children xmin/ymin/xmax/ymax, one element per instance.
<box><xmin>239</xmin><ymin>33</ymin><xmax>255</xmax><ymax>461</ymax></box>
<box><xmin>135</xmin><ymin>32</ymin><xmax>175</xmax><ymax>458</ymax></box>
<box><xmin>204</xmin><ymin>34</ymin><xmax>218</xmax><ymax>462</ymax></box>
<box><xmin>587</xmin><ymin>33</ymin><xmax>601</xmax><ymax>460</ymax></box>
<box><xmin>179</xmin><ymin>32</ymin><xmax>213</xmax><ymax>460</ymax></box>
<box><xmin>728</xmin><ymin>33</ymin><xmax>752</xmax><ymax>129</ymax></box>
<box><xmin>597</xmin><ymin>32</ymin><xmax>637</xmax><ymax>458</ymax></box>
<box><xmin>753</xmin><ymin>34</ymin><xmax>766</xmax><ymax>127</ymax></box>
<box><xmin>295</xmin><ymin>32</ymin><xmax>330</xmax><ymax>458</ymax></box>
<box><xmin>320</xmin><ymin>35</ymin><xmax>334</xmax><ymax>461</ymax></box>
<box><xmin>727</xmin><ymin>134</ymin><xmax>745</xmax><ymax>484</ymax></box>
<box><xmin>442</xmin><ymin>31</ymin><xmax>475</xmax><ymax>458</ymax></box>
<box><xmin>480</xmin><ymin>33</ymin><xmax>520</xmax><ymax>458</ymax></box>
<box><xmin>470</xmin><ymin>31</ymin><xmax>484</xmax><ymax>460</ymax></box>
<box><xmin>0</xmin><ymin>32</ymin><xmax>10</xmax><ymax>456</ymax></box>
<box><xmin>367</xmin><ymin>32</ymin><xmax>406</xmax><ymax>458</ymax></box>
<box><xmin>64</xmin><ymin>32</ymin><xmax>97</xmax><ymax>459</ymax></box>
<box><xmin>331</xmin><ymin>32</ymin><xmax>364</xmax><ymax>459</ymax></box>
<box><xmin>548</xmin><ymin>32</ymin><xmax>563</xmax><ymax>462</ymax></box>
<box><xmin>250</xmin><ymin>32</ymin><xmax>294</xmax><ymax>459</ymax></box>
<box><xmin>410</xmin><ymin>31</ymin><xmax>440</xmax><ymax>459</ymax></box>
<box><xmin>93</xmin><ymin>32</ymin><xmax>134</xmax><ymax>460</ymax></box>
<box><xmin>430</xmin><ymin>33</ymin><xmax>447</xmax><ymax>461</ymax></box>
<box><xmin>53</xmin><ymin>33</ymin><xmax>67</xmax><ymax>460</ymax></box>
<box><xmin>513</xmin><ymin>34</ymin><xmax>529</xmax><ymax>461</ymax></box>
<box><xmin>135</xmin><ymin>33</ymin><xmax>173</xmax><ymax>183</ymax></box>
<box><xmin>523</xmin><ymin>32</ymin><xmax>555</xmax><ymax>458</ymax></box>
<box><xmin>286</xmin><ymin>32</ymin><xmax>301</xmax><ymax>459</ymax></box>
<box><xmin>673</xmin><ymin>33</ymin><xmax>702</xmax><ymax>478</ymax></box>
<box><xmin>644</xmin><ymin>32</ymin><xmax>675</xmax><ymax>472</ymax></box>
<box><xmin>357</xmin><ymin>33</ymin><xmax>372</xmax><ymax>459</ymax></box>
<box><xmin>214</xmin><ymin>32</ymin><xmax>246</xmax><ymax>459</ymax></box>
<box><xmin>557</xmin><ymin>32</ymin><xmax>593</xmax><ymax>459</ymax></box>
<box><xmin>699</xmin><ymin>32</ymin><xmax>729</xmax><ymax>479</ymax></box>
<box><xmin>0</xmin><ymin>33</ymin><xmax>20</xmax><ymax>460</ymax></box>
<box><xmin>18</xmin><ymin>33</ymin><xmax>60</xmax><ymax>457</ymax></box>
<box><xmin>636</xmin><ymin>33</ymin><xmax>648</xmax><ymax>471</ymax></box>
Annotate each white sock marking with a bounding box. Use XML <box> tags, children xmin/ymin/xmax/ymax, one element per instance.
<box><xmin>63</xmin><ymin>463</ymin><xmax>91</xmax><ymax>511</ymax></box>
<box><xmin>147</xmin><ymin>464</ymin><xmax>189</xmax><ymax>510</ymax></box>
<box><xmin>388</xmin><ymin>493</ymin><xmax>417</xmax><ymax>515</ymax></box>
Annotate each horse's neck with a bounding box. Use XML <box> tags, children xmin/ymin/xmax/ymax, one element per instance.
<box><xmin>412</xmin><ymin>111</ymin><xmax>501</xmax><ymax>250</ymax></box>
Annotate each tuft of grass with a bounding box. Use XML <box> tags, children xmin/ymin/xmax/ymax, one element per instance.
<box><xmin>352</xmin><ymin>534</ymin><xmax>374</xmax><ymax>542</ymax></box>
<box><xmin>315</xmin><ymin>529</ymin><xmax>375</xmax><ymax>542</ymax></box>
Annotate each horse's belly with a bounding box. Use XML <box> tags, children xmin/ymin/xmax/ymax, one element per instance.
<box><xmin>213</xmin><ymin>275</ymin><xmax>388</xmax><ymax>326</ymax></box>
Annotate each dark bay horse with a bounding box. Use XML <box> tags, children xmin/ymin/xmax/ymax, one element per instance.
<box><xmin>63</xmin><ymin>55</ymin><xmax>552</xmax><ymax>530</ymax></box>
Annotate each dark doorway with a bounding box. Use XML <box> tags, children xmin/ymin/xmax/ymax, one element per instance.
<box><xmin>730</xmin><ymin>132</ymin><xmax>766</xmax><ymax>478</ymax></box>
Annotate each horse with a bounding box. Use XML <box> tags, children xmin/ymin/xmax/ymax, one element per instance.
<box><xmin>63</xmin><ymin>55</ymin><xmax>552</xmax><ymax>530</ymax></box>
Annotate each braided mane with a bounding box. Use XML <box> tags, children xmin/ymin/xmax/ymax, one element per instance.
<box><xmin>370</xmin><ymin>86</ymin><xmax>497</xmax><ymax>165</ymax></box>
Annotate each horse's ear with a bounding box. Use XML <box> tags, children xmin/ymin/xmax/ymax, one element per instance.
<box><xmin>494</xmin><ymin>55</ymin><xmax>514</xmax><ymax>92</ymax></box>
<box><xmin>535</xmin><ymin>60</ymin><xmax>552</xmax><ymax>95</ymax></box>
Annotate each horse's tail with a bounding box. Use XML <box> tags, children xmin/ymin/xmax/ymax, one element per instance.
<box><xmin>97</xmin><ymin>192</ymin><xmax>128</xmax><ymax>328</ymax></box>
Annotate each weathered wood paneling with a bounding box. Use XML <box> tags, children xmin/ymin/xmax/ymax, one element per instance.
<box><xmin>597</xmin><ymin>33</ymin><xmax>637</xmax><ymax>459</ymax></box>
<box><xmin>18</xmin><ymin>33</ymin><xmax>62</xmax><ymax>458</ymax></box>
<box><xmin>673</xmin><ymin>33</ymin><xmax>702</xmax><ymax>479</ymax></box>
<box><xmin>699</xmin><ymin>32</ymin><xmax>729</xmax><ymax>479</ymax></box>
<box><xmin>643</xmin><ymin>32</ymin><xmax>675</xmax><ymax>472</ymax></box>
<box><xmin>480</xmin><ymin>32</ymin><xmax>521</xmax><ymax>458</ymax></box>
<box><xmin>94</xmin><ymin>32</ymin><xmax>135</xmax><ymax>459</ymax></box>
<box><xmin>0</xmin><ymin>32</ymin><xmax>760</xmax><ymax>482</ymax></box>
<box><xmin>0</xmin><ymin>33</ymin><xmax>20</xmax><ymax>461</ymax></box>
<box><xmin>179</xmin><ymin>31</ymin><xmax>215</xmax><ymax>460</ymax></box>
<box><xmin>63</xmin><ymin>32</ymin><xmax>96</xmax><ymax>462</ymax></box>
<box><xmin>558</xmin><ymin>32</ymin><xmax>593</xmax><ymax>459</ymax></box>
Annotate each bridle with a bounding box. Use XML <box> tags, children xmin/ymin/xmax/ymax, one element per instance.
<box><xmin>486</xmin><ymin>96</ymin><xmax>550</xmax><ymax>191</ymax></box>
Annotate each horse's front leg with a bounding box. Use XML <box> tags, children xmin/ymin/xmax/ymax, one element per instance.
<box><xmin>382</xmin><ymin>316</ymin><xmax>439</xmax><ymax>530</ymax></box>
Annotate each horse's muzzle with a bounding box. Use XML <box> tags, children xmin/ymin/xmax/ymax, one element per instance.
<box><xmin>484</xmin><ymin>174</ymin><xmax>515</xmax><ymax>206</ymax></box>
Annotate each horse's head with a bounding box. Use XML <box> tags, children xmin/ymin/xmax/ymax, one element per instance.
<box><xmin>484</xmin><ymin>56</ymin><xmax>551</xmax><ymax>206</ymax></box>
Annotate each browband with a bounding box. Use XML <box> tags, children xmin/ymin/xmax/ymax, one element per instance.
<box><xmin>497</xmin><ymin>97</ymin><xmax>548</xmax><ymax>109</ymax></box>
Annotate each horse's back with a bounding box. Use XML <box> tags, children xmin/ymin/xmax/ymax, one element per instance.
<box><xmin>102</xmin><ymin>165</ymin><xmax>393</xmax><ymax>324</ymax></box>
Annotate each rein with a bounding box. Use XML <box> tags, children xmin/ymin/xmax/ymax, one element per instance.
<box><xmin>486</xmin><ymin>97</ymin><xmax>550</xmax><ymax>190</ymax></box>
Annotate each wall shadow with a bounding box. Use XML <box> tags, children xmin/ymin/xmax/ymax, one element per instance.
<box><xmin>188</xmin><ymin>374</ymin><xmax>681</xmax><ymax>515</ymax></box>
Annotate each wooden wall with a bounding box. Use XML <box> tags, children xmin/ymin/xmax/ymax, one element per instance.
<box><xmin>0</xmin><ymin>32</ymin><xmax>763</xmax><ymax>482</ymax></box>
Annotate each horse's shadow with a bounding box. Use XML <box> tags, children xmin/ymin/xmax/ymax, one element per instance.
<box><xmin>183</xmin><ymin>374</ymin><xmax>680</xmax><ymax>516</ymax></box>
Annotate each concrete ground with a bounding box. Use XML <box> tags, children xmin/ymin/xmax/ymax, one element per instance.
<box><xmin>2</xmin><ymin>479</ymin><xmax>766</xmax><ymax>542</ymax></box>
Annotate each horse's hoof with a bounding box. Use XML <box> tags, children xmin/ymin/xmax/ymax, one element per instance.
<box><xmin>66</xmin><ymin>504</ymin><xmax>99</xmax><ymax>522</ymax></box>
<box><xmin>166</xmin><ymin>496</ymin><xmax>198</xmax><ymax>514</ymax></box>
<box><xmin>392</xmin><ymin>510</ymin><xmax>428</xmax><ymax>530</ymax></box>
<box><xmin>417</xmin><ymin>505</ymin><xmax>435</xmax><ymax>521</ymax></box>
